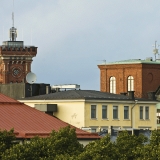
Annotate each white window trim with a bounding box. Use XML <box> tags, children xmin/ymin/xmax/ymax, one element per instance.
<box><xmin>128</xmin><ymin>76</ymin><xmax>134</xmax><ymax>91</ymax></box>
<box><xmin>110</xmin><ymin>76</ymin><xmax>116</xmax><ymax>94</ymax></box>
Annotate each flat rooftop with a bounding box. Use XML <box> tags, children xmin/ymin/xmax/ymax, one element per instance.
<box><xmin>98</xmin><ymin>59</ymin><xmax>160</xmax><ymax>65</ymax></box>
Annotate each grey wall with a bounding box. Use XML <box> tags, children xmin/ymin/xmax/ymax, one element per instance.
<box><xmin>0</xmin><ymin>83</ymin><xmax>50</xmax><ymax>99</ymax></box>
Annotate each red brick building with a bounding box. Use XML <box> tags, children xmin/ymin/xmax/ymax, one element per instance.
<box><xmin>98</xmin><ymin>59</ymin><xmax>160</xmax><ymax>98</ymax></box>
<box><xmin>0</xmin><ymin>25</ymin><xmax>37</xmax><ymax>84</ymax></box>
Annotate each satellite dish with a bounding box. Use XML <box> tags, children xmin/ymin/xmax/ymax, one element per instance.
<box><xmin>26</xmin><ymin>72</ymin><xmax>36</xmax><ymax>84</ymax></box>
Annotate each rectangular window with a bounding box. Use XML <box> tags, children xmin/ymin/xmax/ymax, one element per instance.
<box><xmin>140</xmin><ymin>106</ymin><xmax>143</xmax><ymax>119</ymax></box>
<box><xmin>145</xmin><ymin>106</ymin><xmax>149</xmax><ymax>119</ymax></box>
<box><xmin>157</xmin><ymin>109</ymin><xmax>160</xmax><ymax>124</ymax></box>
<box><xmin>102</xmin><ymin>105</ymin><xmax>107</xmax><ymax>119</ymax></box>
<box><xmin>124</xmin><ymin>106</ymin><xmax>129</xmax><ymax>119</ymax></box>
<box><xmin>113</xmin><ymin>106</ymin><xmax>118</xmax><ymax>119</ymax></box>
<box><xmin>91</xmin><ymin>105</ymin><xmax>96</xmax><ymax>119</ymax></box>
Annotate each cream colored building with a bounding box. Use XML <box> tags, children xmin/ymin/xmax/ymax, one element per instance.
<box><xmin>19</xmin><ymin>90</ymin><xmax>157</xmax><ymax>132</ymax></box>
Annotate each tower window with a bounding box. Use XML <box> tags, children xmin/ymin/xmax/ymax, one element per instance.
<box><xmin>128</xmin><ymin>76</ymin><xmax>134</xmax><ymax>91</ymax></box>
<box><xmin>110</xmin><ymin>76</ymin><xmax>116</xmax><ymax>94</ymax></box>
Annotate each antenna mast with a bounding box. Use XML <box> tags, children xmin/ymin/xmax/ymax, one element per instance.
<box><xmin>12</xmin><ymin>0</ymin><xmax>14</xmax><ymax>27</ymax></box>
<box><xmin>153</xmin><ymin>41</ymin><xmax>160</xmax><ymax>61</ymax></box>
<box><xmin>10</xmin><ymin>0</ymin><xmax>17</xmax><ymax>41</ymax></box>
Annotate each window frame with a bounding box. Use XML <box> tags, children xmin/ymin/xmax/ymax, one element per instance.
<box><xmin>113</xmin><ymin>105</ymin><xmax>118</xmax><ymax>119</ymax></box>
<box><xmin>110</xmin><ymin>76</ymin><xmax>116</xmax><ymax>94</ymax></box>
<box><xmin>145</xmin><ymin>106</ymin><xmax>149</xmax><ymax>120</ymax></box>
<box><xmin>91</xmin><ymin>105</ymin><xmax>97</xmax><ymax>119</ymax></box>
<box><xmin>124</xmin><ymin>106</ymin><xmax>129</xmax><ymax>119</ymax></box>
<box><xmin>102</xmin><ymin>105</ymin><xmax>107</xmax><ymax>119</ymax></box>
<box><xmin>128</xmin><ymin>76</ymin><xmax>134</xmax><ymax>91</ymax></box>
<box><xmin>140</xmin><ymin>106</ymin><xmax>143</xmax><ymax>120</ymax></box>
<box><xmin>139</xmin><ymin>106</ymin><xmax>150</xmax><ymax>120</ymax></box>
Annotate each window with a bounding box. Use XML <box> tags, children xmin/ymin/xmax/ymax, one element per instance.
<box><xmin>102</xmin><ymin>105</ymin><xmax>107</xmax><ymax>119</ymax></box>
<box><xmin>145</xmin><ymin>106</ymin><xmax>149</xmax><ymax>119</ymax></box>
<box><xmin>140</xmin><ymin>106</ymin><xmax>150</xmax><ymax>120</ymax></box>
<box><xmin>113</xmin><ymin>106</ymin><xmax>118</xmax><ymax>119</ymax></box>
<box><xmin>124</xmin><ymin>106</ymin><xmax>129</xmax><ymax>119</ymax></box>
<box><xmin>110</xmin><ymin>77</ymin><xmax>116</xmax><ymax>94</ymax></box>
<box><xmin>91</xmin><ymin>105</ymin><xmax>96</xmax><ymax>119</ymax></box>
<box><xmin>140</xmin><ymin>106</ymin><xmax>143</xmax><ymax>119</ymax></box>
<box><xmin>128</xmin><ymin>76</ymin><xmax>134</xmax><ymax>91</ymax></box>
<box><xmin>157</xmin><ymin>109</ymin><xmax>160</xmax><ymax>124</ymax></box>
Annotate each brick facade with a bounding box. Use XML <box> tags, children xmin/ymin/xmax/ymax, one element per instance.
<box><xmin>98</xmin><ymin>62</ymin><xmax>160</xmax><ymax>98</ymax></box>
<box><xmin>0</xmin><ymin>46</ymin><xmax>37</xmax><ymax>84</ymax></box>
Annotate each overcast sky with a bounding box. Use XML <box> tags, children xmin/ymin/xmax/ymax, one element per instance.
<box><xmin>0</xmin><ymin>0</ymin><xmax>160</xmax><ymax>90</ymax></box>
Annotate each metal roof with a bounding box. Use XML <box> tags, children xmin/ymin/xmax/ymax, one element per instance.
<box><xmin>20</xmin><ymin>90</ymin><xmax>151</xmax><ymax>101</ymax></box>
<box><xmin>20</xmin><ymin>90</ymin><xmax>130</xmax><ymax>100</ymax></box>
<box><xmin>0</xmin><ymin>93</ymin><xmax>100</xmax><ymax>139</ymax></box>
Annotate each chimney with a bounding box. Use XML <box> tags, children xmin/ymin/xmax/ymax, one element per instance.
<box><xmin>46</xmin><ymin>86</ymin><xmax>51</xmax><ymax>94</ymax></box>
<box><xmin>128</xmin><ymin>91</ymin><xmax>135</xmax><ymax>100</ymax></box>
<box><xmin>147</xmin><ymin>91</ymin><xmax>156</xmax><ymax>100</ymax></box>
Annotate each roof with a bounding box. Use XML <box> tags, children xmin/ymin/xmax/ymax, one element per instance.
<box><xmin>98</xmin><ymin>59</ymin><xmax>160</xmax><ymax>65</ymax></box>
<box><xmin>20</xmin><ymin>90</ymin><xmax>152</xmax><ymax>101</ymax></box>
<box><xmin>20</xmin><ymin>90</ymin><xmax>131</xmax><ymax>100</ymax></box>
<box><xmin>0</xmin><ymin>93</ymin><xmax>100</xmax><ymax>139</ymax></box>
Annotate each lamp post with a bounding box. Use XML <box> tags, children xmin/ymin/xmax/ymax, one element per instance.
<box><xmin>131</xmin><ymin>100</ymin><xmax>138</xmax><ymax>128</ymax></box>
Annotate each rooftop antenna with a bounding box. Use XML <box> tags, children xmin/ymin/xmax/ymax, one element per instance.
<box><xmin>12</xmin><ymin>0</ymin><xmax>14</xmax><ymax>27</ymax></box>
<box><xmin>152</xmin><ymin>41</ymin><xmax>160</xmax><ymax>61</ymax></box>
<box><xmin>10</xmin><ymin>0</ymin><xmax>17</xmax><ymax>41</ymax></box>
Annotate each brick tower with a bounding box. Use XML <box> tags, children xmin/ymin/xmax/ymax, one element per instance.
<box><xmin>98</xmin><ymin>58</ymin><xmax>160</xmax><ymax>98</ymax></box>
<box><xmin>0</xmin><ymin>14</ymin><xmax>37</xmax><ymax>84</ymax></box>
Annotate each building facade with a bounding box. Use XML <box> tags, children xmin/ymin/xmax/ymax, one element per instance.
<box><xmin>98</xmin><ymin>59</ymin><xmax>160</xmax><ymax>98</ymax></box>
<box><xmin>19</xmin><ymin>90</ymin><xmax>157</xmax><ymax>132</ymax></box>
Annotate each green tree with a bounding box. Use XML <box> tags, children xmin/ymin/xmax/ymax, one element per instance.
<box><xmin>77</xmin><ymin>135</ymin><xmax>117</xmax><ymax>160</ymax></box>
<box><xmin>115</xmin><ymin>131</ymin><xmax>148</xmax><ymax>160</ymax></box>
<box><xmin>137</xmin><ymin>130</ymin><xmax>160</xmax><ymax>160</ymax></box>
<box><xmin>2</xmin><ymin>126</ymin><xmax>84</xmax><ymax>160</ymax></box>
<box><xmin>0</xmin><ymin>129</ymin><xmax>15</xmax><ymax>159</ymax></box>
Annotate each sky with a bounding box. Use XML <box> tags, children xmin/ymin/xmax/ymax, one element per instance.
<box><xmin>0</xmin><ymin>0</ymin><xmax>160</xmax><ymax>90</ymax></box>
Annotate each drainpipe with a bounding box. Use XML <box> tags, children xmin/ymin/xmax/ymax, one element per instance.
<box><xmin>131</xmin><ymin>100</ymin><xmax>138</xmax><ymax>128</ymax></box>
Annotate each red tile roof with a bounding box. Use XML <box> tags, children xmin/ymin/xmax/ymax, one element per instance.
<box><xmin>0</xmin><ymin>93</ymin><xmax>100</xmax><ymax>139</ymax></box>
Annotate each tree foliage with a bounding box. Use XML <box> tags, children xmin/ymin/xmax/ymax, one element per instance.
<box><xmin>77</xmin><ymin>135</ymin><xmax>117</xmax><ymax>160</ymax></box>
<box><xmin>1</xmin><ymin>126</ymin><xmax>83</xmax><ymax>160</ymax></box>
<box><xmin>0</xmin><ymin>129</ymin><xmax>15</xmax><ymax>159</ymax></box>
<box><xmin>1</xmin><ymin>128</ymin><xmax>160</xmax><ymax>160</ymax></box>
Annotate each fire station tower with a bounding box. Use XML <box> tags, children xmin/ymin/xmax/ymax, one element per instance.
<box><xmin>0</xmin><ymin>13</ymin><xmax>37</xmax><ymax>84</ymax></box>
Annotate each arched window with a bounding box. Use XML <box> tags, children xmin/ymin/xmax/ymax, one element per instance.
<box><xmin>110</xmin><ymin>76</ymin><xmax>116</xmax><ymax>94</ymax></box>
<box><xmin>128</xmin><ymin>76</ymin><xmax>134</xmax><ymax>91</ymax></box>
